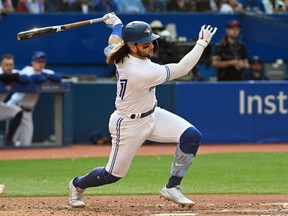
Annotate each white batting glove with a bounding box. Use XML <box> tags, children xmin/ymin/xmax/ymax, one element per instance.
<box><xmin>103</xmin><ymin>12</ymin><xmax>122</xmax><ymax>28</ymax></box>
<box><xmin>197</xmin><ymin>25</ymin><xmax>217</xmax><ymax>48</ymax></box>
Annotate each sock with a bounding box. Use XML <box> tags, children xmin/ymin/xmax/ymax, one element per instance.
<box><xmin>166</xmin><ymin>176</ymin><xmax>183</xmax><ymax>188</ymax></box>
<box><xmin>73</xmin><ymin>167</ymin><xmax>120</xmax><ymax>189</ymax></box>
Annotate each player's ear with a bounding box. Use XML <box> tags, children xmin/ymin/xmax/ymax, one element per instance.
<box><xmin>129</xmin><ymin>44</ymin><xmax>137</xmax><ymax>53</ymax></box>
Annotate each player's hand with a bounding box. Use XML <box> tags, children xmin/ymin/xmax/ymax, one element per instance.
<box><xmin>17</xmin><ymin>74</ymin><xmax>30</xmax><ymax>85</ymax></box>
<box><xmin>197</xmin><ymin>25</ymin><xmax>217</xmax><ymax>48</ymax></box>
<box><xmin>104</xmin><ymin>12</ymin><xmax>122</xmax><ymax>28</ymax></box>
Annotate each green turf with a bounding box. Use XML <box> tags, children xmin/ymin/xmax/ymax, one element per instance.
<box><xmin>0</xmin><ymin>152</ymin><xmax>287</xmax><ymax>197</ymax></box>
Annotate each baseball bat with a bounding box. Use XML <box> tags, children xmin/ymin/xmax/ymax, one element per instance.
<box><xmin>17</xmin><ymin>14</ymin><xmax>110</xmax><ymax>41</ymax></box>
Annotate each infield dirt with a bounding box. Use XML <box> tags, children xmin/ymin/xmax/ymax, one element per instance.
<box><xmin>0</xmin><ymin>143</ymin><xmax>288</xmax><ymax>216</ymax></box>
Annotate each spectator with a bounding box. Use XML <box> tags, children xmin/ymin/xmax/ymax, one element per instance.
<box><xmin>6</xmin><ymin>51</ymin><xmax>62</xmax><ymax>146</ymax></box>
<box><xmin>69</xmin><ymin>0</ymin><xmax>95</xmax><ymax>13</ymax></box>
<box><xmin>0</xmin><ymin>54</ymin><xmax>29</xmax><ymax>146</ymax></box>
<box><xmin>11</xmin><ymin>0</ymin><xmax>19</xmax><ymax>8</ymax></box>
<box><xmin>244</xmin><ymin>55</ymin><xmax>269</xmax><ymax>80</ymax></box>
<box><xmin>193</xmin><ymin>0</ymin><xmax>213</xmax><ymax>12</ymax></box>
<box><xmin>167</xmin><ymin>0</ymin><xmax>192</xmax><ymax>11</ymax></box>
<box><xmin>113</xmin><ymin>0</ymin><xmax>146</xmax><ymax>13</ymax></box>
<box><xmin>219</xmin><ymin>0</ymin><xmax>243</xmax><ymax>13</ymax></box>
<box><xmin>93</xmin><ymin>0</ymin><xmax>117</xmax><ymax>12</ymax></box>
<box><xmin>212</xmin><ymin>19</ymin><xmax>250</xmax><ymax>81</ymax></box>
<box><xmin>238</xmin><ymin>0</ymin><xmax>266</xmax><ymax>13</ymax></box>
<box><xmin>17</xmin><ymin>0</ymin><xmax>45</xmax><ymax>13</ymax></box>
<box><xmin>45</xmin><ymin>0</ymin><xmax>70</xmax><ymax>12</ymax></box>
<box><xmin>0</xmin><ymin>0</ymin><xmax>15</xmax><ymax>14</ymax></box>
<box><xmin>142</xmin><ymin>0</ymin><xmax>167</xmax><ymax>12</ymax></box>
<box><xmin>262</xmin><ymin>0</ymin><xmax>286</xmax><ymax>13</ymax></box>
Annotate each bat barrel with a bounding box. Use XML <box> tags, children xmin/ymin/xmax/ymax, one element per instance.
<box><xmin>17</xmin><ymin>14</ymin><xmax>109</xmax><ymax>41</ymax></box>
<box><xmin>17</xmin><ymin>26</ymin><xmax>60</xmax><ymax>41</ymax></box>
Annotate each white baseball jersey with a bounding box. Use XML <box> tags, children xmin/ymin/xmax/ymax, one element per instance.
<box><xmin>6</xmin><ymin>66</ymin><xmax>55</xmax><ymax>146</ymax></box>
<box><xmin>115</xmin><ymin>54</ymin><xmax>168</xmax><ymax>116</ymax></box>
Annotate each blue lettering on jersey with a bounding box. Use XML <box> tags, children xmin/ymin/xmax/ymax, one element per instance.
<box><xmin>119</xmin><ymin>79</ymin><xmax>127</xmax><ymax>100</ymax></box>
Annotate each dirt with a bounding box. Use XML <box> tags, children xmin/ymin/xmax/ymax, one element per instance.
<box><xmin>0</xmin><ymin>143</ymin><xmax>288</xmax><ymax>216</ymax></box>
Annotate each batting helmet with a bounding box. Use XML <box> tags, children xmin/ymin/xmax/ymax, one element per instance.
<box><xmin>122</xmin><ymin>21</ymin><xmax>160</xmax><ymax>44</ymax></box>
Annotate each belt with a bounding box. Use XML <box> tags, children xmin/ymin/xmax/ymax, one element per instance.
<box><xmin>130</xmin><ymin>104</ymin><xmax>156</xmax><ymax>119</ymax></box>
<box><xmin>20</xmin><ymin>105</ymin><xmax>32</xmax><ymax>112</ymax></box>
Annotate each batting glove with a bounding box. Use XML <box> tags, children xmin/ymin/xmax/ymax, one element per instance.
<box><xmin>197</xmin><ymin>25</ymin><xmax>217</xmax><ymax>48</ymax></box>
<box><xmin>104</xmin><ymin>12</ymin><xmax>122</xmax><ymax>29</ymax></box>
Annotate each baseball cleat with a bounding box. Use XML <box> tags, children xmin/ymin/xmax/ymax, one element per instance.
<box><xmin>68</xmin><ymin>179</ymin><xmax>85</xmax><ymax>207</ymax></box>
<box><xmin>160</xmin><ymin>185</ymin><xmax>195</xmax><ymax>207</ymax></box>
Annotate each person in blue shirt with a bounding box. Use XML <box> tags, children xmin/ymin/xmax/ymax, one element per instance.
<box><xmin>113</xmin><ymin>0</ymin><xmax>146</xmax><ymax>13</ymax></box>
<box><xmin>238</xmin><ymin>0</ymin><xmax>266</xmax><ymax>13</ymax></box>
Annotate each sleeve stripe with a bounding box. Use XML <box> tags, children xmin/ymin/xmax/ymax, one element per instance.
<box><xmin>164</xmin><ymin>65</ymin><xmax>170</xmax><ymax>82</ymax></box>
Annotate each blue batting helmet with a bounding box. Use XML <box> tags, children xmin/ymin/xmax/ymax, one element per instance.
<box><xmin>122</xmin><ymin>21</ymin><xmax>160</xmax><ymax>44</ymax></box>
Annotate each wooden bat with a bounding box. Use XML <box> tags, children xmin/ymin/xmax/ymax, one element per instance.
<box><xmin>17</xmin><ymin>14</ymin><xmax>110</xmax><ymax>41</ymax></box>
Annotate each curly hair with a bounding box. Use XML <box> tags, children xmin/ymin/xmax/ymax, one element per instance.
<box><xmin>106</xmin><ymin>42</ymin><xmax>130</xmax><ymax>64</ymax></box>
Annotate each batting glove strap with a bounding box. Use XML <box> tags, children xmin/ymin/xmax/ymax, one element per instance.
<box><xmin>196</xmin><ymin>39</ymin><xmax>208</xmax><ymax>48</ymax></box>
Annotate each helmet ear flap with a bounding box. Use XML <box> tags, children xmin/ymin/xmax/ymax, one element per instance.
<box><xmin>153</xmin><ymin>40</ymin><xmax>159</xmax><ymax>53</ymax></box>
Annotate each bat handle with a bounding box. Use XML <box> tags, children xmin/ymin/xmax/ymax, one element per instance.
<box><xmin>90</xmin><ymin>16</ymin><xmax>109</xmax><ymax>24</ymax></box>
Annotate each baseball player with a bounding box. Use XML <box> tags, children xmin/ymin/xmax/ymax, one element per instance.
<box><xmin>6</xmin><ymin>51</ymin><xmax>61</xmax><ymax>146</ymax></box>
<box><xmin>0</xmin><ymin>54</ymin><xmax>29</xmax><ymax>146</ymax></box>
<box><xmin>68</xmin><ymin>13</ymin><xmax>217</xmax><ymax>207</ymax></box>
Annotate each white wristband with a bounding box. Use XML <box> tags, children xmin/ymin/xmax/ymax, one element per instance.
<box><xmin>196</xmin><ymin>39</ymin><xmax>208</xmax><ymax>48</ymax></box>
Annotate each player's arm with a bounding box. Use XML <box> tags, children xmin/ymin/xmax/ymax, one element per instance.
<box><xmin>0</xmin><ymin>73</ymin><xmax>19</xmax><ymax>84</ymax></box>
<box><xmin>167</xmin><ymin>25</ymin><xmax>217</xmax><ymax>81</ymax></box>
<box><xmin>212</xmin><ymin>56</ymin><xmax>237</xmax><ymax>69</ymax></box>
<box><xmin>103</xmin><ymin>13</ymin><xmax>123</xmax><ymax>58</ymax></box>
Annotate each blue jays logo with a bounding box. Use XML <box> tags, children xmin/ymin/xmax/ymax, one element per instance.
<box><xmin>144</xmin><ymin>27</ymin><xmax>152</xmax><ymax>35</ymax></box>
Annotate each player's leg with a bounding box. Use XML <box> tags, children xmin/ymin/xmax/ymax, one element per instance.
<box><xmin>148</xmin><ymin>107</ymin><xmax>201</xmax><ymax>206</ymax></box>
<box><xmin>0</xmin><ymin>103</ymin><xmax>22</xmax><ymax>146</ymax></box>
<box><xmin>69</xmin><ymin>112</ymin><xmax>153</xmax><ymax>207</ymax></box>
<box><xmin>0</xmin><ymin>102</ymin><xmax>21</xmax><ymax>121</ymax></box>
<box><xmin>18</xmin><ymin>111</ymin><xmax>33</xmax><ymax>146</ymax></box>
<box><xmin>5</xmin><ymin>111</ymin><xmax>23</xmax><ymax>146</ymax></box>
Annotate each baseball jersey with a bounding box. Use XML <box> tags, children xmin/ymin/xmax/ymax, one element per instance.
<box><xmin>7</xmin><ymin>66</ymin><xmax>55</xmax><ymax>109</ymax></box>
<box><xmin>107</xmin><ymin>42</ymin><xmax>205</xmax><ymax>116</ymax></box>
<box><xmin>115</xmin><ymin>54</ymin><xmax>169</xmax><ymax>115</ymax></box>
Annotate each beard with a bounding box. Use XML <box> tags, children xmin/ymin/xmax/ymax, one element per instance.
<box><xmin>136</xmin><ymin>49</ymin><xmax>154</xmax><ymax>59</ymax></box>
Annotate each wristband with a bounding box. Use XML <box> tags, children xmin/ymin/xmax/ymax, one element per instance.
<box><xmin>196</xmin><ymin>39</ymin><xmax>208</xmax><ymax>48</ymax></box>
<box><xmin>111</xmin><ymin>23</ymin><xmax>123</xmax><ymax>39</ymax></box>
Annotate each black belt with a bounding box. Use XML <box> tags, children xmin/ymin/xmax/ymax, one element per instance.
<box><xmin>20</xmin><ymin>105</ymin><xmax>32</xmax><ymax>112</ymax></box>
<box><xmin>130</xmin><ymin>104</ymin><xmax>156</xmax><ymax>119</ymax></box>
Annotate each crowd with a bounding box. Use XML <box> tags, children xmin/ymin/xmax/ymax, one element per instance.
<box><xmin>0</xmin><ymin>0</ymin><xmax>287</xmax><ymax>14</ymax></box>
